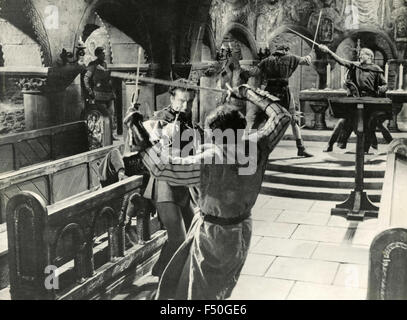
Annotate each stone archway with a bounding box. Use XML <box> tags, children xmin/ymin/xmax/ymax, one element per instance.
<box><xmin>76</xmin><ymin>0</ymin><xmax>153</xmax><ymax>64</ymax></box>
<box><xmin>332</xmin><ymin>28</ymin><xmax>398</xmax><ymax>62</ymax></box>
<box><xmin>222</xmin><ymin>23</ymin><xmax>258</xmax><ymax>59</ymax></box>
<box><xmin>202</xmin><ymin>25</ymin><xmax>217</xmax><ymax>61</ymax></box>
<box><xmin>83</xmin><ymin>17</ymin><xmax>112</xmax><ymax>66</ymax></box>
<box><xmin>0</xmin><ymin>0</ymin><xmax>52</xmax><ymax>66</ymax></box>
<box><xmin>332</xmin><ymin>29</ymin><xmax>399</xmax><ymax>89</ymax></box>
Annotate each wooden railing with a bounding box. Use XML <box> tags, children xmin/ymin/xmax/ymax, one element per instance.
<box><xmin>0</xmin><ymin>121</ymin><xmax>89</xmax><ymax>174</ymax></box>
<box><xmin>368</xmin><ymin>139</ymin><xmax>407</xmax><ymax>300</ymax></box>
<box><xmin>6</xmin><ymin>175</ymin><xmax>164</xmax><ymax>300</ymax></box>
<box><xmin>0</xmin><ymin>144</ymin><xmax>122</xmax><ymax>224</ymax></box>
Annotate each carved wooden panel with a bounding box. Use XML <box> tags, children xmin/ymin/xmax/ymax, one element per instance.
<box><xmin>52</xmin><ymin>164</ymin><xmax>88</xmax><ymax>203</ymax></box>
<box><xmin>89</xmin><ymin>159</ymin><xmax>102</xmax><ymax>190</ymax></box>
<box><xmin>16</xmin><ymin>136</ymin><xmax>51</xmax><ymax>168</ymax></box>
<box><xmin>0</xmin><ymin>144</ymin><xmax>14</xmax><ymax>174</ymax></box>
<box><xmin>52</xmin><ymin>126</ymin><xmax>88</xmax><ymax>160</ymax></box>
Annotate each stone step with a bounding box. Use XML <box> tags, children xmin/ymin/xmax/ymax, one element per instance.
<box><xmin>264</xmin><ymin>171</ymin><xmax>383</xmax><ymax>190</ymax></box>
<box><xmin>261</xmin><ymin>181</ymin><xmax>382</xmax><ymax>203</ymax></box>
<box><xmin>283</xmin><ymin>130</ymin><xmax>406</xmax><ymax>144</ymax></box>
<box><xmin>267</xmin><ymin>162</ymin><xmax>385</xmax><ymax>178</ymax></box>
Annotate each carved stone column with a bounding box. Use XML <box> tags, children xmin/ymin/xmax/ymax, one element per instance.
<box><xmin>18</xmin><ymin>77</ymin><xmax>53</xmax><ymax>131</ymax></box>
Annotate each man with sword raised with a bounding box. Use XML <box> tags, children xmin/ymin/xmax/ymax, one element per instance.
<box><xmin>286</xmin><ymin>27</ymin><xmax>390</xmax><ymax>154</ymax></box>
<box><xmin>241</xmin><ymin>12</ymin><xmax>323</xmax><ymax>158</ymax></box>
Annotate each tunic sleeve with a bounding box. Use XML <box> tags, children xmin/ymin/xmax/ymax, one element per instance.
<box><xmin>140</xmin><ymin>145</ymin><xmax>201</xmax><ymax>187</ymax></box>
<box><xmin>256</xmin><ymin>104</ymin><xmax>291</xmax><ymax>152</ymax></box>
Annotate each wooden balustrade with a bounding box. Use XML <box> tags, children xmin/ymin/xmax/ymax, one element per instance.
<box><xmin>0</xmin><ymin>144</ymin><xmax>122</xmax><ymax>224</ymax></box>
<box><xmin>0</xmin><ymin>121</ymin><xmax>89</xmax><ymax>174</ymax></box>
<box><xmin>368</xmin><ymin>139</ymin><xmax>407</xmax><ymax>300</ymax></box>
<box><xmin>6</xmin><ymin>175</ymin><xmax>164</xmax><ymax>300</ymax></box>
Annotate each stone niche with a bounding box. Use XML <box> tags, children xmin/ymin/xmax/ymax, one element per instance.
<box><xmin>0</xmin><ymin>77</ymin><xmax>25</xmax><ymax>135</ymax></box>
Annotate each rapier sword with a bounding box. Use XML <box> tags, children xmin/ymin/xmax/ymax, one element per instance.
<box><xmin>111</xmin><ymin>71</ymin><xmax>228</xmax><ymax>94</ymax></box>
<box><xmin>311</xmin><ymin>11</ymin><xmax>323</xmax><ymax>52</ymax></box>
<box><xmin>286</xmin><ymin>27</ymin><xmax>321</xmax><ymax>48</ymax></box>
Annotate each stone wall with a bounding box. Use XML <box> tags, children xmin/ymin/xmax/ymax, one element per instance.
<box><xmin>0</xmin><ymin>104</ymin><xmax>25</xmax><ymax>135</ymax></box>
<box><xmin>0</xmin><ymin>18</ymin><xmax>43</xmax><ymax>67</ymax></box>
<box><xmin>0</xmin><ymin>76</ymin><xmax>24</xmax><ymax>135</ymax></box>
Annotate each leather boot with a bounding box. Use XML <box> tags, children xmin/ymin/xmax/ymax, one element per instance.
<box><xmin>323</xmin><ymin>144</ymin><xmax>333</xmax><ymax>152</ymax></box>
<box><xmin>297</xmin><ymin>140</ymin><xmax>313</xmax><ymax>157</ymax></box>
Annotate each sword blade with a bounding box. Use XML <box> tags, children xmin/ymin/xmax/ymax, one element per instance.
<box><xmin>111</xmin><ymin>71</ymin><xmax>227</xmax><ymax>94</ymax></box>
<box><xmin>312</xmin><ymin>11</ymin><xmax>323</xmax><ymax>51</ymax></box>
<box><xmin>286</xmin><ymin>28</ymin><xmax>320</xmax><ymax>47</ymax></box>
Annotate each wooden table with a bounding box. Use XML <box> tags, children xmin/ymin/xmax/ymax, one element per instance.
<box><xmin>329</xmin><ymin>97</ymin><xmax>393</xmax><ymax>221</ymax></box>
<box><xmin>299</xmin><ymin>89</ymin><xmax>347</xmax><ymax>130</ymax></box>
<box><xmin>386</xmin><ymin>90</ymin><xmax>407</xmax><ymax>132</ymax></box>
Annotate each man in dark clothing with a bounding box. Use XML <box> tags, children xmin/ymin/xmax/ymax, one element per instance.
<box><xmin>243</xmin><ymin>45</ymin><xmax>313</xmax><ymax>157</ymax></box>
<box><xmin>84</xmin><ymin>47</ymin><xmax>117</xmax><ymax>141</ymax></box>
<box><xmin>319</xmin><ymin>45</ymin><xmax>391</xmax><ymax>153</ymax></box>
<box><xmin>142</xmin><ymin>80</ymin><xmax>200</xmax><ymax>278</ymax></box>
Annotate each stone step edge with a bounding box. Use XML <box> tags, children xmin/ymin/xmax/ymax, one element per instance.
<box><xmin>261</xmin><ymin>182</ymin><xmax>382</xmax><ymax>202</ymax></box>
<box><xmin>264</xmin><ymin>172</ymin><xmax>383</xmax><ymax>190</ymax></box>
<box><xmin>283</xmin><ymin>133</ymin><xmax>393</xmax><ymax>144</ymax></box>
<box><xmin>267</xmin><ymin>163</ymin><xmax>385</xmax><ymax>178</ymax></box>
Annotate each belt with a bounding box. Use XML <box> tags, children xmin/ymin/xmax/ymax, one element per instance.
<box><xmin>360</xmin><ymin>90</ymin><xmax>376</xmax><ymax>97</ymax></box>
<box><xmin>266</xmin><ymin>78</ymin><xmax>289</xmax><ymax>86</ymax></box>
<box><xmin>202</xmin><ymin>211</ymin><xmax>251</xmax><ymax>226</ymax></box>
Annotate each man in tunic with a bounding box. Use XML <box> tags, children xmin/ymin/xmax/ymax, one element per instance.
<box><xmin>318</xmin><ymin>45</ymin><xmax>391</xmax><ymax>153</ymax></box>
<box><xmin>84</xmin><ymin>47</ymin><xmax>117</xmax><ymax>140</ymax></box>
<box><xmin>242</xmin><ymin>44</ymin><xmax>313</xmax><ymax>157</ymax></box>
<box><xmin>143</xmin><ymin>80</ymin><xmax>200</xmax><ymax>278</ymax></box>
<box><xmin>139</xmin><ymin>84</ymin><xmax>291</xmax><ymax>300</ymax></box>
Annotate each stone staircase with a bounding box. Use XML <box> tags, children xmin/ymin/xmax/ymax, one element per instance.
<box><xmin>261</xmin><ymin>140</ymin><xmax>387</xmax><ymax>203</ymax></box>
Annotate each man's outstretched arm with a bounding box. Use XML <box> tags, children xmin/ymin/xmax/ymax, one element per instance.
<box><xmin>318</xmin><ymin>45</ymin><xmax>354</xmax><ymax>69</ymax></box>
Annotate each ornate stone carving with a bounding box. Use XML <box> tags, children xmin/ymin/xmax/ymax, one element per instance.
<box><xmin>308</xmin><ymin>0</ymin><xmax>344</xmax><ymax>43</ymax></box>
<box><xmin>393</xmin><ymin>0</ymin><xmax>407</xmax><ymax>42</ymax></box>
<box><xmin>86</xmin><ymin>109</ymin><xmax>105</xmax><ymax>150</ymax></box>
<box><xmin>17</xmin><ymin>77</ymin><xmax>48</xmax><ymax>92</ymax></box>
<box><xmin>84</xmin><ymin>16</ymin><xmax>112</xmax><ymax>66</ymax></box>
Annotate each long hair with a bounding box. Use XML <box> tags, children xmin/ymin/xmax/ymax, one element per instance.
<box><xmin>205</xmin><ymin>104</ymin><xmax>247</xmax><ymax>132</ymax></box>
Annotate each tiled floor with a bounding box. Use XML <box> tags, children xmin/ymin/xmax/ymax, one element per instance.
<box><xmin>230</xmin><ymin>196</ymin><xmax>371</xmax><ymax>300</ymax></box>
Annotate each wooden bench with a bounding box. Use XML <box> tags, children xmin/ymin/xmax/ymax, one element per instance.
<box><xmin>0</xmin><ymin>121</ymin><xmax>89</xmax><ymax>174</ymax></box>
<box><xmin>0</xmin><ymin>144</ymin><xmax>123</xmax><ymax>224</ymax></box>
<box><xmin>368</xmin><ymin>139</ymin><xmax>407</xmax><ymax>300</ymax></box>
<box><xmin>6</xmin><ymin>175</ymin><xmax>164</xmax><ymax>300</ymax></box>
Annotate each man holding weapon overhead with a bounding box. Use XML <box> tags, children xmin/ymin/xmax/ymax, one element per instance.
<box><xmin>241</xmin><ymin>12</ymin><xmax>325</xmax><ymax>158</ymax></box>
<box><xmin>286</xmin><ymin>27</ymin><xmax>391</xmax><ymax>154</ymax></box>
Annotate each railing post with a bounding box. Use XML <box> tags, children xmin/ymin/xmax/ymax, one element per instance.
<box><xmin>6</xmin><ymin>191</ymin><xmax>50</xmax><ymax>300</ymax></box>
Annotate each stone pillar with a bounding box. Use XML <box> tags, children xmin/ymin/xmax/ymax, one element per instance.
<box><xmin>23</xmin><ymin>90</ymin><xmax>52</xmax><ymax>131</ymax></box>
<box><xmin>62</xmin><ymin>75</ymin><xmax>84</xmax><ymax>124</ymax></box>
<box><xmin>20</xmin><ymin>77</ymin><xmax>74</xmax><ymax>130</ymax></box>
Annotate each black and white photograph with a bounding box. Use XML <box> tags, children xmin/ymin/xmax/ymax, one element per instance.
<box><xmin>0</xmin><ymin>0</ymin><xmax>406</xmax><ymax>304</ymax></box>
